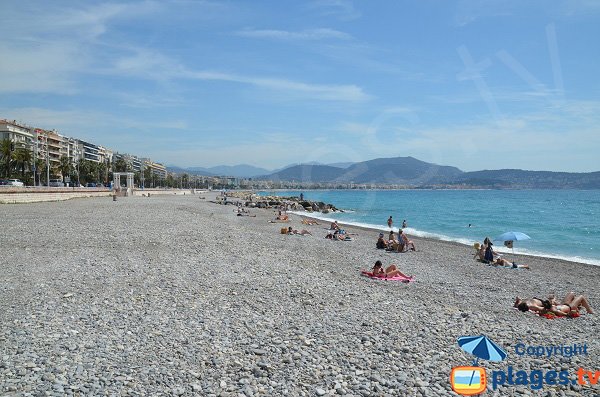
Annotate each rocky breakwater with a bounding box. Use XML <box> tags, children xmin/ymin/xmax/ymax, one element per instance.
<box><xmin>221</xmin><ymin>191</ymin><xmax>342</xmax><ymax>214</ymax></box>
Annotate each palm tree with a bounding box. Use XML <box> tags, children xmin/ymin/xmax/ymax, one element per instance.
<box><xmin>114</xmin><ymin>158</ymin><xmax>130</xmax><ymax>173</ymax></box>
<box><xmin>34</xmin><ymin>157</ymin><xmax>45</xmax><ymax>186</ymax></box>
<box><xmin>59</xmin><ymin>156</ymin><xmax>72</xmax><ymax>184</ymax></box>
<box><xmin>97</xmin><ymin>161</ymin><xmax>107</xmax><ymax>184</ymax></box>
<box><xmin>12</xmin><ymin>146</ymin><xmax>32</xmax><ymax>181</ymax></box>
<box><xmin>0</xmin><ymin>139</ymin><xmax>12</xmax><ymax>178</ymax></box>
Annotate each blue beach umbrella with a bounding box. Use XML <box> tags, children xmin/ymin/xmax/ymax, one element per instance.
<box><xmin>457</xmin><ymin>335</ymin><xmax>508</xmax><ymax>386</ymax></box>
<box><xmin>494</xmin><ymin>231</ymin><xmax>531</xmax><ymax>254</ymax></box>
<box><xmin>494</xmin><ymin>231</ymin><xmax>531</xmax><ymax>242</ymax></box>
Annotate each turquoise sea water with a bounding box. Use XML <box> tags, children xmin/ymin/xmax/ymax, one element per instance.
<box><xmin>259</xmin><ymin>190</ymin><xmax>600</xmax><ymax>266</ymax></box>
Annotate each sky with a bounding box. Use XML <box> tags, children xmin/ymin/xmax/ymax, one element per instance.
<box><xmin>1</xmin><ymin>0</ymin><xmax>599</xmax><ymax>172</ymax></box>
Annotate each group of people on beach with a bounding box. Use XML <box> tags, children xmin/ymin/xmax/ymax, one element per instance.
<box><xmin>376</xmin><ymin>230</ymin><xmax>416</xmax><ymax>252</ymax></box>
<box><xmin>262</xmin><ymin>200</ymin><xmax>594</xmax><ymax>318</ymax></box>
<box><xmin>475</xmin><ymin>237</ymin><xmax>529</xmax><ymax>269</ymax></box>
<box><xmin>514</xmin><ymin>293</ymin><xmax>594</xmax><ymax>317</ymax></box>
<box><xmin>475</xmin><ymin>238</ymin><xmax>595</xmax><ymax>316</ymax></box>
<box><xmin>326</xmin><ymin>221</ymin><xmax>354</xmax><ymax>241</ymax></box>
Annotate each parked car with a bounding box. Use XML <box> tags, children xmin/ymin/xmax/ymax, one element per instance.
<box><xmin>47</xmin><ymin>179</ymin><xmax>63</xmax><ymax>187</ymax></box>
<box><xmin>0</xmin><ymin>179</ymin><xmax>9</xmax><ymax>186</ymax></box>
<box><xmin>7</xmin><ymin>179</ymin><xmax>24</xmax><ymax>187</ymax></box>
<box><xmin>86</xmin><ymin>182</ymin><xmax>97</xmax><ymax>187</ymax></box>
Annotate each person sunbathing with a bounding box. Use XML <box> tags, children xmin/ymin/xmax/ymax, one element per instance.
<box><xmin>302</xmin><ymin>218</ymin><xmax>319</xmax><ymax>225</ymax></box>
<box><xmin>287</xmin><ymin>227</ymin><xmax>312</xmax><ymax>236</ymax></box>
<box><xmin>398</xmin><ymin>230</ymin><xmax>416</xmax><ymax>251</ymax></box>
<box><xmin>514</xmin><ymin>297</ymin><xmax>552</xmax><ymax>313</ymax></box>
<box><xmin>492</xmin><ymin>258</ymin><xmax>530</xmax><ymax>269</ymax></box>
<box><xmin>333</xmin><ymin>230</ymin><xmax>351</xmax><ymax>240</ymax></box>
<box><xmin>372</xmin><ymin>260</ymin><xmax>412</xmax><ymax>279</ymax></box>
<box><xmin>276</xmin><ymin>211</ymin><xmax>289</xmax><ymax>221</ymax></box>
<box><xmin>330</xmin><ymin>221</ymin><xmax>340</xmax><ymax>230</ymax></box>
<box><xmin>548</xmin><ymin>292</ymin><xmax>594</xmax><ymax>315</ymax></box>
<box><xmin>376</xmin><ymin>233</ymin><xmax>388</xmax><ymax>249</ymax></box>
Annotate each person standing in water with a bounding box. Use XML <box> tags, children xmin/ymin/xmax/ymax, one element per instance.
<box><xmin>387</xmin><ymin>216</ymin><xmax>393</xmax><ymax>229</ymax></box>
<box><xmin>402</xmin><ymin>219</ymin><xmax>407</xmax><ymax>228</ymax></box>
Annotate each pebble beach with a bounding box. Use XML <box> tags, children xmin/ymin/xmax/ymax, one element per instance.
<box><xmin>1</xmin><ymin>193</ymin><xmax>599</xmax><ymax>396</ymax></box>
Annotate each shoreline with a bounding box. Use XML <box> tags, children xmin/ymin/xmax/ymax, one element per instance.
<box><xmin>290</xmin><ymin>210</ymin><xmax>600</xmax><ymax>269</ymax></box>
<box><xmin>250</xmin><ymin>190</ymin><xmax>600</xmax><ymax>268</ymax></box>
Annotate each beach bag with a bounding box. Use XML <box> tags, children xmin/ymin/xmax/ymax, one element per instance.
<box><xmin>280</xmin><ymin>228</ymin><xmax>288</xmax><ymax>234</ymax></box>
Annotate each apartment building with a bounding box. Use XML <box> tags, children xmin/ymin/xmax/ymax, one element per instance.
<box><xmin>142</xmin><ymin>159</ymin><xmax>167</xmax><ymax>178</ymax></box>
<box><xmin>35</xmin><ymin>129</ymin><xmax>65</xmax><ymax>168</ymax></box>
<box><xmin>2</xmin><ymin>117</ymin><xmax>168</xmax><ymax>183</ymax></box>
<box><xmin>0</xmin><ymin>119</ymin><xmax>35</xmax><ymax>149</ymax></box>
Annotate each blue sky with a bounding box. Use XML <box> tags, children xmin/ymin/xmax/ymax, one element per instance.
<box><xmin>1</xmin><ymin>0</ymin><xmax>599</xmax><ymax>172</ymax></box>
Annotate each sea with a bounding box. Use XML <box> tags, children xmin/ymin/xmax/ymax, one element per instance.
<box><xmin>258</xmin><ymin>189</ymin><xmax>600</xmax><ymax>266</ymax></box>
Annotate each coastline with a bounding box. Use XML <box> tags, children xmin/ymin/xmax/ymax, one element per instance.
<box><xmin>255</xmin><ymin>190</ymin><xmax>600</xmax><ymax>268</ymax></box>
<box><xmin>1</xmin><ymin>194</ymin><xmax>598</xmax><ymax>395</ymax></box>
<box><xmin>291</xmin><ymin>210</ymin><xmax>600</xmax><ymax>269</ymax></box>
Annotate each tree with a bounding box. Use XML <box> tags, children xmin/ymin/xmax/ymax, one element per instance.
<box><xmin>34</xmin><ymin>157</ymin><xmax>45</xmax><ymax>186</ymax></box>
<box><xmin>59</xmin><ymin>156</ymin><xmax>72</xmax><ymax>184</ymax></box>
<box><xmin>114</xmin><ymin>158</ymin><xmax>130</xmax><ymax>173</ymax></box>
<box><xmin>143</xmin><ymin>166</ymin><xmax>152</xmax><ymax>188</ymax></box>
<box><xmin>12</xmin><ymin>146</ymin><xmax>32</xmax><ymax>181</ymax></box>
<box><xmin>0</xmin><ymin>139</ymin><xmax>12</xmax><ymax>178</ymax></box>
<box><xmin>97</xmin><ymin>161</ymin><xmax>107</xmax><ymax>184</ymax></box>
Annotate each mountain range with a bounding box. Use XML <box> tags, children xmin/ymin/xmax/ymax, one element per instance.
<box><xmin>167</xmin><ymin>157</ymin><xmax>600</xmax><ymax>189</ymax></box>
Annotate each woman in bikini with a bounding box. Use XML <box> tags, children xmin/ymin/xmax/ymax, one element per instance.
<box><xmin>549</xmin><ymin>292</ymin><xmax>594</xmax><ymax>316</ymax></box>
<box><xmin>372</xmin><ymin>260</ymin><xmax>412</xmax><ymax>279</ymax></box>
<box><xmin>514</xmin><ymin>297</ymin><xmax>552</xmax><ymax>313</ymax></box>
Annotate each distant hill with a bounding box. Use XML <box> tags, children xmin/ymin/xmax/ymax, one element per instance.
<box><xmin>168</xmin><ymin>157</ymin><xmax>600</xmax><ymax>188</ymax></box>
<box><xmin>327</xmin><ymin>161</ymin><xmax>355</xmax><ymax>169</ymax></box>
<box><xmin>262</xmin><ymin>164</ymin><xmax>345</xmax><ymax>182</ymax></box>
<box><xmin>166</xmin><ymin>166</ymin><xmax>215</xmax><ymax>176</ymax></box>
<box><xmin>454</xmin><ymin>169</ymin><xmax>600</xmax><ymax>189</ymax></box>
<box><xmin>336</xmin><ymin>157</ymin><xmax>462</xmax><ymax>184</ymax></box>
<box><xmin>261</xmin><ymin>156</ymin><xmax>463</xmax><ymax>184</ymax></box>
<box><xmin>167</xmin><ymin>164</ymin><xmax>269</xmax><ymax>178</ymax></box>
<box><xmin>205</xmin><ymin>164</ymin><xmax>270</xmax><ymax>178</ymax></box>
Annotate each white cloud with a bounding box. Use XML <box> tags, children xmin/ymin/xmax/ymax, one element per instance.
<box><xmin>235</xmin><ymin>28</ymin><xmax>352</xmax><ymax>41</ymax></box>
<box><xmin>105</xmin><ymin>48</ymin><xmax>371</xmax><ymax>101</ymax></box>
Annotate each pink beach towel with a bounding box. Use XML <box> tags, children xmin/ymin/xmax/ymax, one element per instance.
<box><xmin>361</xmin><ymin>270</ymin><xmax>414</xmax><ymax>282</ymax></box>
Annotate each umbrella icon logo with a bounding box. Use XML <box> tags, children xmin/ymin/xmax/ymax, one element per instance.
<box><xmin>450</xmin><ymin>335</ymin><xmax>508</xmax><ymax>395</ymax></box>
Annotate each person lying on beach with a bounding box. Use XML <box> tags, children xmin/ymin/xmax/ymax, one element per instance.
<box><xmin>548</xmin><ymin>292</ymin><xmax>594</xmax><ymax>315</ymax></box>
<box><xmin>398</xmin><ymin>230</ymin><xmax>416</xmax><ymax>251</ymax></box>
<box><xmin>372</xmin><ymin>260</ymin><xmax>412</xmax><ymax>279</ymax></box>
<box><xmin>376</xmin><ymin>233</ymin><xmax>388</xmax><ymax>249</ymax></box>
<box><xmin>328</xmin><ymin>230</ymin><xmax>351</xmax><ymax>241</ymax></box>
<box><xmin>276</xmin><ymin>211</ymin><xmax>289</xmax><ymax>221</ymax></box>
<box><xmin>302</xmin><ymin>218</ymin><xmax>320</xmax><ymax>225</ymax></box>
<box><xmin>287</xmin><ymin>227</ymin><xmax>312</xmax><ymax>236</ymax></box>
<box><xmin>514</xmin><ymin>297</ymin><xmax>552</xmax><ymax>314</ymax></box>
<box><xmin>515</xmin><ymin>294</ymin><xmax>594</xmax><ymax>315</ymax></box>
<box><xmin>491</xmin><ymin>258</ymin><xmax>530</xmax><ymax>269</ymax></box>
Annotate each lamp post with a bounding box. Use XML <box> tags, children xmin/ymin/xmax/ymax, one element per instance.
<box><xmin>45</xmin><ymin>134</ymin><xmax>50</xmax><ymax>187</ymax></box>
